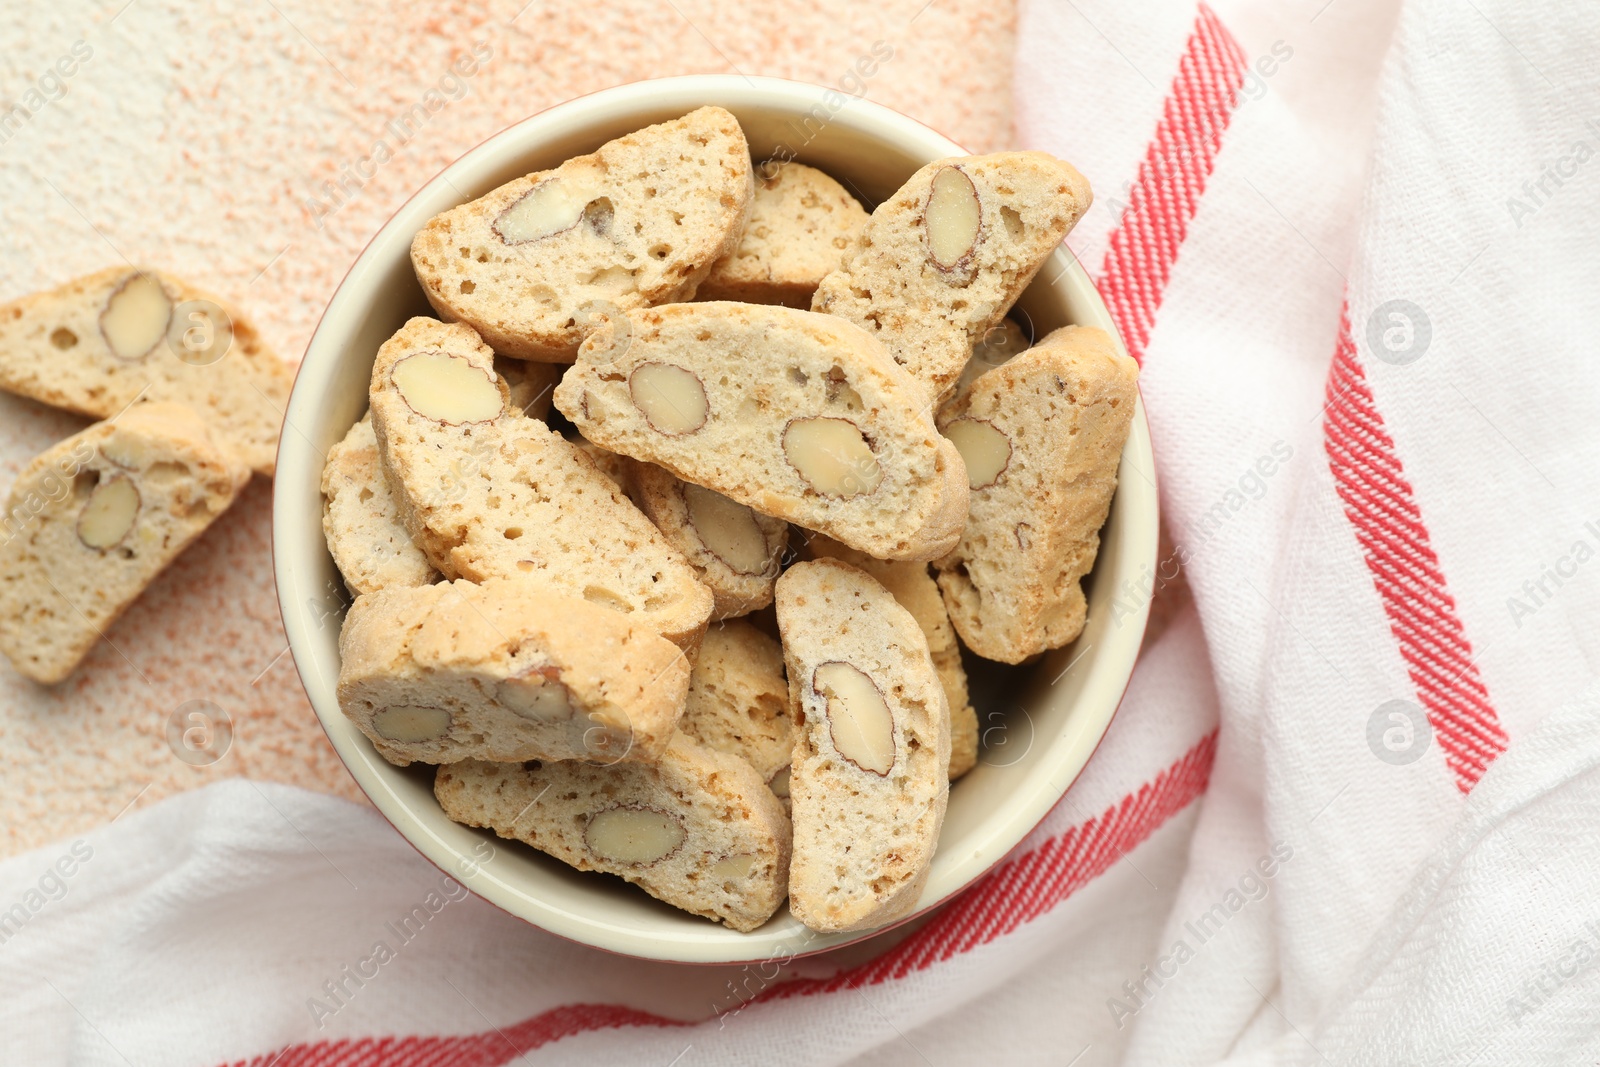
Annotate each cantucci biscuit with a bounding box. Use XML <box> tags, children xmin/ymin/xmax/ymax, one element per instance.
<box><xmin>697</xmin><ymin>162</ymin><xmax>868</xmax><ymax>308</ymax></box>
<box><xmin>802</xmin><ymin>533</ymin><xmax>977</xmax><ymax>780</ymax></box>
<box><xmin>496</xmin><ymin>356</ymin><xmax>561</xmax><ymax>419</ymax></box>
<box><xmin>320</xmin><ymin>414</ymin><xmax>436</xmax><ymax>595</ymax></box>
<box><xmin>337</xmin><ymin>577</ymin><xmax>690</xmax><ymax>767</ymax></box>
<box><xmin>0</xmin><ymin>267</ymin><xmax>293</xmax><ymax>475</ymax></box>
<box><xmin>775</xmin><ymin>559</ymin><xmax>949</xmax><ymax>934</ymax></box>
<box><xmin>948</xmin><ymin>316</ymin><xmax>1030</xmax><ymax>407</ymax></box>
<box><xmin>628</xmin><ymin>461</ymin><xmax>787</xmax><ymax>620</ymax></box>
<box><xmin>435</xmin><ymin>735</ymin><xmax>791</xmax><ymax>932</ymax></box>
<box><xmin>568</xmin><ymin>436</ymin><xmax>631</xmax><ymax>490</ymax></box>
<box><xmin>553</xmin><ymin>302</ymin><xmax>968</xmax><ymax>562</ymax></box>
<box><xmin>934</xmin><ymin>325</ymin><xmax>1137</xmax><ymax>663</ymax></box>
<box><xmin>369</xmin><ymin>317</ymin><xmax>713</xmax><ymax>652</ymax></box>
<box><xmin>411</xmin><ymin>106</ymin><xmax>753</xmax><ymax>362</ymax></box>
<box><xmin>679</xmin><ymin>619</ymin><xmax>793</xmax><ymax>791</ymax></box>
<box><xmin>812</xmin><ymin>152</ymin><xmax>1091</xmax><ymax>400</ymax></box>
<box><xmin>0</xmin><ymin>402</ymin><xmax>249</xmax><ymax>683</ymax></box>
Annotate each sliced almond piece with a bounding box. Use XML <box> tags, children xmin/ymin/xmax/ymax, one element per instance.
<box><xmin>943</xmin><ymin>417</ymin><xmax>1011</xmax><ymax>489</ymax></box>
<box><xmin>76</xmin><ymin>475</ymin><xmax>140</xmax><ymax>549</ymax></box>
<box><xmin>782</xmin><ymin>417</ymin><xmax>881</xmax><ymax>498</ymax></box>
<box><xmin>584</xmin><ymin>806</ymin><xmax>685</xmax><ymax>864</ymax></box>
<box><xmin>372</xmin><ymin>705</ymin><xmax>451</xmax><ymax>743</ymax></box>
<box><xmin>629</xmin><ymin>363</ymin><xmax>708</xmax><ymax>434</ymax></box>
<box><xmin>710</xmin><ymin>853</ymin><xmax>757</xmax><ymax>881</ymax></box>
<box><xmin>683</xmin><ymin>482</ymin><xmax>769</xmax><ymax>574</ymax></box>
<box><xmin>924</xmin><ymin>166</ymin><xmax>981</xmax><ymax>272</ymax></box>
<box><xmin>767</xmin><ymin>765</ymin><xmax>790</xmax><ymax>798</ymax></box>
<box><xmin>495</xmin><ymin>669</ymin><xmax>576</xmax><ymax>721</ymax></box>
<box><xmin>390</xmin><ymin>351</ymin><xmax>503</xmax><ymax>424</ymax></box>
<box><xmin>99</xmin><ymin>273</ymin><xmax>173</xmax><ymax>360</ymax></box>
<box><xmin>814</xmin><ymin>661</ymin><xmax>895</xmax><ymax>775</ymax></box>
<box><xmin>493</xmin><ymin>169</ymin><xmax>605</xmax><ymax>244</ymax></box>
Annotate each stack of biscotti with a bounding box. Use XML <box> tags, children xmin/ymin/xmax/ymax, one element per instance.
<box><xmin>320</xmin><ymin>104</ymin><xmax>1138</xmax><ymax>936</ymax></box>
<box><xmin>0</xmin><ymin>270</ymin><xmax>290</xmax><ymax>683</ymax></box>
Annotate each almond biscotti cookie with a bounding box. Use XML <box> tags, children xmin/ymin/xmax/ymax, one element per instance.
<box><xmin>338</xmin><ymin>577</ymin><xmax>690</xmax><ymax>767</ymax></box>
<box><xmin>320</xmin><ymin>414</ymin><xmax>436</xmax><ymax>596</ymax></box>
<box><xmin>0</xmin><ymin>402</ymin><xmax>249</xmax><ymax>683</ymax></box>
<box><xmin>812</xmin><ymin>152</ymin><xmax>1091</xmax><ymax>401</ymax></box>
<box><xmin>802</xmin><ymin>534</ymin><xmax>977</xmax><ymax>780</ymax></box>
<box><xmin>411</xmin><ymin>106</ymin><xmax>753</xmax><ymax>362</ymax></box>
<box><xmin>775</xmin><ymin>559</ymin><xmax>950</xmax><ymax>933</ymax></box>
<box><xmin>0</xmin><ymin>267</ymin><xmax>293</xmax><ymax>475</ymax></box>
<box><xmin>697</xmin><ymin>162</ymin><xmax>869</xmax><ymax>308</ymax></box>
<box><xmin>369</xmin><ymin>317</ymin><xmax>712</xmax><ymax>652</ymax></box>
<box><xmin>679</xmin><ymin>619</ymin><xmax>793</xmax><ymax>792</ymax></box>
<box><xmin>436</xmin><ymin>735</ymin><xmax>791</xmax><ymax>932</ymax></box>
<box><xmin>628</xmin><ymin>462</ymin><xmax>787</xmax><ymax>620</ymax></box>
<box><xmin>554</xmin><ymin>302</ymin><xmax>969</xmax><ymax>562</ymax></box>
<box><xmin>934</xmin><ymin>325</ymin><xmax>1137</xmax><ymax>663</ymax></box>
<box><xmin>948</xmin><ymin>316</ymin><xmax>1030</xmax><ymax>407</ymax></box>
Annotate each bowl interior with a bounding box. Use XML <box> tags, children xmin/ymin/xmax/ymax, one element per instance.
<box><xmin>274</xmin><ymin>75</ymin><xmax>1157</xmax><ymax>964</ymax></box>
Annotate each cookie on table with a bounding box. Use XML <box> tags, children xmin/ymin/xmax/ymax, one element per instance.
<box><xmin>679</xmin><ymin>619</ymin><xmax>793</xmax><ymax>797</ymax></box>
<box><xmin>337</xmin><ymin>577</ymin><xmax>690</xmax><ymax>767</ymax></box>
<box><xmin>775</xmin><ymin>559</ymin><xmax>950</xmax><ymax>934</ymax></box>
<box><xmin>697</xmin><ymin>161</ymin><xmax>869</xmax><ymax>308</ymax></box>
<box><xmin>0</xmin><ymin>401</ymin><xmax>250</xmax><ymax>684</ymax></box>
<box><xmin>947</xmin><ymin>315</ymin><xmax>1031</xmax><ymax>408</ymax></box>
<box><xmin>436</xmin><ymin>735</ymin><xmax>791</xmax><ymax>932</ymax></box>
<box><xmin>369</xmin><ymin>316</ymin><xmax>713</xmax><ymax>652</ymax></box>
<box><xmin>0</xmin><ymin>267</ymin><xmax>293</xmax><ymax>475</ymax></box>
<box><xmin>554</xmin><ymin>302</ymin><xmax>968</xmax><ymax>563</ymax></box>
<box><xmin>802</xmin><ymin>533</ymin><xmax>977</xmax><ymax>780</ymax></box>
<box><xmin>934</xmin><ymin>325</ymin><xmax>1137</xmax><ymax>663</ymax></box>
<box><xmin>411</xmin><ymin>106</ymin><xmax>754</xmax><ymax>362</ymax></box>
<box><xmin>812</xmin><ymin>152</ymin><xmax>1091</xmax><ymax>401</ymax></box>
<box><xmin>320</xmin><ymin>414</ymin><xmax>436</xmax><ymax>596</ymax></box>
<box><xmin>628</xmin><ymin>461</ymin><xmax>788</xmax><ymax>620</ymax></box>
<box><xmin>496</xmin><ymin>356</ymin><xmax>561</xmax><ymax>420</ymax></box>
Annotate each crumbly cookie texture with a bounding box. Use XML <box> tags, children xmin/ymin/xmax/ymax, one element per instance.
<box><xmin>948</xmin><ymin>316</ymin><xmax>1031</xmax><ymax>408</ymax></box>
<box><xmin>436</xmin><ymin>735</ymin><xmax>791</xmax><ymax>932</ymax></box>
<box><xmin>368</xmin><ymin>316</ymin><xmax>712</xmax><ymax>653</ymax></box>
<box><xmin>320</xmin><ymin>414</ymin><xmax>436</xmax><ymax>596</ymax></box>
<box><xmin>411</xmin><ymin>106</ymin><xmax>754</xmax><ymax>362</ymax></box>
<box><xmin>802</xmin><ymin>533</ymin><xmax>977</xmax><ymax>780</ymax></box>
<box><xmin>934</xmin><ymin>325</ymin><xmax>1138</xmax><ymax>663</ymax></box>
<box><xmin>337</xmin><ymin>576</ymin><xmax>690</xmax><ymax>767</ymax></box>
<box><xmin>812</xmin><ymin>152</ymin><xmax>1091</xmax><ymax>401</ymax></box>
<box><xmin>553</xmin><ymin>302</ymin><xmax>969</xmax><ymax>563</ymax></box>
<box><xmin>627</xmin><ymin>461</ymin><xmax>788</xmax><ymax>621</ymax></box>
<box><xmin>0</xmin><ymin>401</ymin><xmax>250</xmax><ymax>684</ymax></box>
<box><xmin>0</xmin><ymin>267</ymin><xmax>294</xmax><ymax>475</ymax></box>
<box><xmin>775</xmin><ymin>559</ymin><xmax>949</xmax><ymax>934</ymax></box>
<box><xmin>679</xmin><ymin>619</ymin><xmax>793</xmax><ymax>790</ymax></box>
<box><xmin>697</xmin><ymin>162</ymin><xmax>869</xmax><ymax>308</ymax></box>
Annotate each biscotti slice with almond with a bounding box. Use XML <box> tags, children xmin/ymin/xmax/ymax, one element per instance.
<box><xmin>948</xmin><ymin>315</ymin><xmax>1031</xmax><ymax>408</ymax></box>
<box><xmin>0</xmin><ymin>267</ymin><xmax>293</xmax><ymax>475</ymax></box>
<box><xmin>369</xmin><ymin>316</ymin><xmax>713</xmax><ymax>652</ymax></box>
<box><xmin>0</xmin><ymin>401</ymin><xmax>250</xmax><ymax>684</ymax></box>
<box><xmin>679</xmin><ymin>619</ymin><xmax>794</xmax><ymax>797</ymax></box>
<box><xmin>337</xmin><ymin>577</ymin><xmax>690</xmax><ymax>767</ymax></box>
<box><xmin>411</xmin><ymin>106</ymin><xmax>753</xmax><ymax>362</ymax></box>
<box><xmin>812</xmin><ymin>152</ymin><xmax>1091</xmax><ymax>400</ymax></box>
<box><xmin>320</xmin><ymin>414</ymin><xmax>436</xmax><ymax>595</ymax></box>
<box><xmin>934</xmin><ymin>325</ymin><xmax>1138</xmax><ymax>663</ymax></box>
<box><xmin>627</xmin><ymin>461</ymin><xmax>788</xmax><ymax>620</ymax></box>
<box><xmin>697</xmin><ymin>162</ymin><xmax>869</xmax><ymax>308</ymax></box>
<box><xmin>802</xmin><ymin>533</ymin><xmax>977</xmax><ymax>780</ymax></box>
<box><xmin>554</xmin><ymin>302</ymin><xmax>969</xmax><ymax>562</ymax></box>
<box><xmin>775</xmin><ymin>559</ymin><xmax>950</xmax><ymax>934</ymax></box>
<box><xmin>435</xmin><ymin>735</ymin><xmax>791</xmax><ymax>932</ymax></box>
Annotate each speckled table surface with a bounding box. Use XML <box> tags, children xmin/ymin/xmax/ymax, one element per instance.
<box><xmin>0</xmin><ymin>0</ymin><xmax>1015</xmax><ymax>857</ymax></box>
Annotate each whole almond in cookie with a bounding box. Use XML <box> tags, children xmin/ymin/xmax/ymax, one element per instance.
<box><xmin>436</xmin><ymin>734</ymin><xmax>791</xmax><ymax>932</ymax></box>
<box><xmin>0</xmin><ymin>402</ymin><xmax>250</xmax><ymax>684</ymax></box>
<box><xmin>411</xmin><ymin>106</ymin><xmax>754</xmax><ymax>362</ymax></box>
<box><xmin>812</xmin><ymin>152</ymin><xmax>1091</xmax><ymax>401</ymax></box>
<box><xmin>554</xmin><ymin>302</ymin><xmax>969</xmax><ymax>563</ymax></box>
<box><xmin>0</xmin><ymin>268</ymin><xmax>293</xmax><ymax>475</ymax></box>
<box><xmin>369</xmin><ymin>316</ymin><xmax>713</xmax><ymax>653</ymax></box>
<box><xmin>934</xmin><ymin>325</ymin><xmax>1138</xmax><ymax>663</ymax></box>
<box><xmin>776</xmin><ymin>559</ymin><xmax>950</xmax><ymax>934</ymax></box>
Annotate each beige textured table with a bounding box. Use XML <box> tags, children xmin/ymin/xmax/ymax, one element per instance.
<box><xmin>0</xmin><ymin>0</ymin><xmax>1015</xmax><ymax>856</ymax></box>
